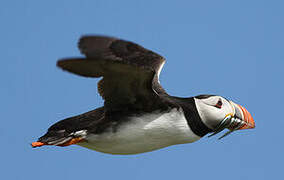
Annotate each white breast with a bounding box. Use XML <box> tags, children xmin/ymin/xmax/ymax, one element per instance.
<box><xmin>78</xmin><ymin>108</ymin><xmax>200</xmax><ymax>154</ymax></box>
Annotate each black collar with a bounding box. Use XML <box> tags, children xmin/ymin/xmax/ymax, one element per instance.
<box><xmin>170</xmin><ymin>97</ymin><xmax>212</xmax><ymax>137</ymax></box>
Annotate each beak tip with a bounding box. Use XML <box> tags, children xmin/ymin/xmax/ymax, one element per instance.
<box><xmin>237</xmin><ymin>104</ymin><xmax>255</xmax><ymax>130</ymax></box>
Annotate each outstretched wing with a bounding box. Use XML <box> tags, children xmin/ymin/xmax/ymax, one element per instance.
<box><xmin>57</xmin><ymin>36</ymin><xmax>167</xmax><ymax>112</ymax></box>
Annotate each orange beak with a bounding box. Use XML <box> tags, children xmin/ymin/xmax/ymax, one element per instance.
<box><xmin>231</xmin><ymin>102</ymin><xmax>255</xmax><ymax>130</ymax></box>
<box><xmin>237</xmin><ymin>104</ymin><xmax>255</xmax><ymax>130</ymax></box>
<box><xmin>209</xmin><ymin>101</ymin><xmax>255</xmax><ymax>139</ymax></box>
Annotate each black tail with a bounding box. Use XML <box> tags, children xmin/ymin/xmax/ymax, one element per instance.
<box><xmin>32</xmin><ymin>107</ymin><xmax>104</xmax><ymax>147</ymax></box>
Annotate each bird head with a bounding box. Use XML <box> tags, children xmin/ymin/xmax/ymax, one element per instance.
<box><xmin>194</xmin><ymin>95</ymin><xmax>255</xmax><ymax>139</ymax></box>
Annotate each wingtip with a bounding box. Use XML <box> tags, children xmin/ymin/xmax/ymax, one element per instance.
<box><xmin>56</xmin><ymin>58</ymin><xmax>86</xmax><ymax>71</ymax></box>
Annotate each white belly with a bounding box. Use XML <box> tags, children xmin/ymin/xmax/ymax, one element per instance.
<box><xmin>78</xmin><ymin>108</ymin><xmax>200</xmax><ymax>154</ymax></box>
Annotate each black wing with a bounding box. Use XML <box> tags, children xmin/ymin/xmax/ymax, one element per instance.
<box><xmin>57</xmin><ymin>36</ymin><xmax>168</xmax><ymax>112</ymax></box>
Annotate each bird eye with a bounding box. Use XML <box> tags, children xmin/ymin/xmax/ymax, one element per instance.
<box><xmin>215</xmin><ymin>99</ymin><xmax>222</xmax><ymax>109</ymax></box>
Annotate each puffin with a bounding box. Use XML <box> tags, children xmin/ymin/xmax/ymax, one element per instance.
<box><xmin>32</xmin><ymin>36</ymin><xmax>255</xmax><ymax>155</ymax></box>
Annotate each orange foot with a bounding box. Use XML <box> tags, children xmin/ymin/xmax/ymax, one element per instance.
<box><xmin>31</xmin><ymin>137</ymin><xmax>84</xmax><ymax>148</ymax></box>
<box><xmin>31</xmin><ymin>141</ymin><xmax>46</xmax><ymax>148</ymax></box>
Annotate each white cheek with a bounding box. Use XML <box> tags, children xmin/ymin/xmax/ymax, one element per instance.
<box><xmin>195</xmin><ymin>98</ymin><xmax>229</xmax><ymax>129</ymax></box>
<box><xmin>222</xmin><ymin>101</ymin><xmax>235</xmax><ymax>116</ymax></box>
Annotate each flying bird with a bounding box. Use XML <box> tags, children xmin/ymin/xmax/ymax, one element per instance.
<box><xmin>32</xmin><ymin>36</ymin><xmax>255</xmax><ymax>154</ymax></box>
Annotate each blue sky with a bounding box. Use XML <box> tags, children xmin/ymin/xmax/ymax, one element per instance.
<box><xmin>1</xmin><ymin>0</ymin><xmax>283</xmax><ymax>179</ymax></box>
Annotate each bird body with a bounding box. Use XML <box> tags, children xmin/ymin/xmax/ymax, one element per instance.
<box><xmin>78</xmin><ymin>108</ymin><xmax>199</xmax><ymax>154</ymax></box>
<box><xmin>32</xmin><ymin>36</ymin><xmax>255</xmax><ymax>154</ymax></box>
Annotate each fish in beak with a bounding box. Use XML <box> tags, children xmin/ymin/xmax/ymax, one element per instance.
<box><xmin>209</xmin><ymin>101</ymin><xmax>255</xmax><ymax>139</ymax></box>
